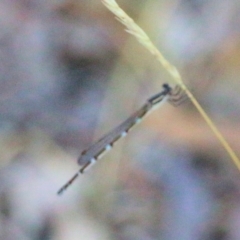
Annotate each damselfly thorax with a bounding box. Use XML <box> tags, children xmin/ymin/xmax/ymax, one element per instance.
<box><xmin>57</xmin><ymin>83</ymin><xmax>186</xmax><ymax>195</ymax></box>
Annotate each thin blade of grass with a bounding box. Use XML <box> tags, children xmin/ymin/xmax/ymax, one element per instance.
<box><xmin>102</xmin><ymin>0</ymin><xmax>240</xmax><ymax>171</ymax></box>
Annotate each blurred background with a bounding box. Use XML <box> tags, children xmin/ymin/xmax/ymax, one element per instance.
<box><xmin>0</xmin><ymin>0</ymin><xmax>240</xmax><ymax>239</ymax></box>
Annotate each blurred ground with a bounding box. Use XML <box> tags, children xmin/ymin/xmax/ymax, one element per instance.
<box><xmin>0</xmin><ymin>0</ymin><xmax>240</xmax><ymax>240</ymax></box>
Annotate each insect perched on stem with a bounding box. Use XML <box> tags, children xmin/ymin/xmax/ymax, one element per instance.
<box><xmin>57</xmin><ymin>83</ymin><xmax>186</xmax><ymax>195</ymax></box>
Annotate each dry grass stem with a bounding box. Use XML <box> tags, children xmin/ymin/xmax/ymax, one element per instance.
<box><xmin>102</xmin><ymin>0</ymin><xmax>240</xmax><ymax>171</ymax></box>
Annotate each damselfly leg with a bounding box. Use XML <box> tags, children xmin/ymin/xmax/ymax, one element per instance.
<box><xmin>168</xmin><ymin>85</ymin><xmax>188</xmax><ymax>106</ymax></box>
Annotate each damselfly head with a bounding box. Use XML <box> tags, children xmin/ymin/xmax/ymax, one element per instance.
<box><xmin>162</xmin><ymin>83</ymin><xmax>172</xmax><ymax>92</ymax></box>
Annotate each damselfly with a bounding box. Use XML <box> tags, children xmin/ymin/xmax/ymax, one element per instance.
<box><xmin>57</xmin><ymin>83</ymin><xmax>186</xmax><ymax>195</ymax></box>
